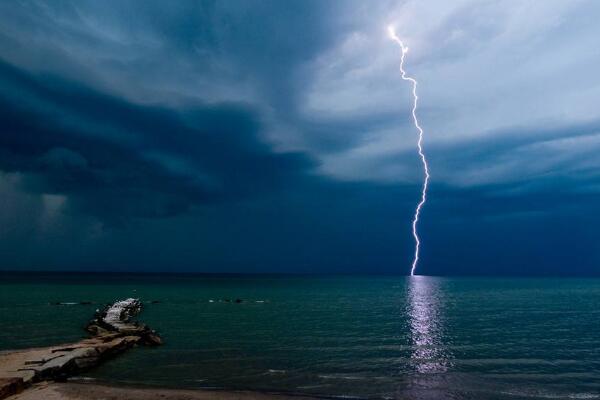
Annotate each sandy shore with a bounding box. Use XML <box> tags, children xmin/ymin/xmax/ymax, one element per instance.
<box><xmin>10</xmin><ymin>382</ymin><xmax>322</xmax><ymax>400</ymax></box>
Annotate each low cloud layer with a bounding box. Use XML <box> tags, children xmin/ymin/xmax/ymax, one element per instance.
<box><xmin>0</xmin><ymin>60</ymin><xmax>314</xmax><ymax>220</ymax></box>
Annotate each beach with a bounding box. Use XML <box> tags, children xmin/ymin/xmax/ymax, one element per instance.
<box><xmin>11</xmin><ymin>382</ymin><xmax>321</xmax><ymax>400</ymax></box>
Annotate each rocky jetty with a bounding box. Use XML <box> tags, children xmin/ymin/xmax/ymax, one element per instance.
<box><xmin>0</xmin><ymin>298</ymin><xmax>161</xmax><ymax>399</ymax></box>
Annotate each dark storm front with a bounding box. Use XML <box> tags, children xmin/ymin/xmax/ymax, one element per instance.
<box><xmin>1</xmin><ymin>274</ymin><xmax>599</xmax><ymax>399</ymax></box>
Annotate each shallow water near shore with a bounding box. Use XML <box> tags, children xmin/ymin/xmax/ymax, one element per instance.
<box><xmin>1</xmin><ymin>273</ymin><xmax>600</xmax><ymax>400</ymax></box>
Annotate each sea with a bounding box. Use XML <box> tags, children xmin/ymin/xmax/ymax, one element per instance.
<box><xmin>1</xmin><ymin>273</ymin><xmax>599</xmax><ymax>400</ymax></box>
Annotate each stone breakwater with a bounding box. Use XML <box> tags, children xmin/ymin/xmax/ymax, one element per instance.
<box><xmin>0</xmin><ymin>298</ymin><xmax>161</xmax><ymax>399</ymax></box>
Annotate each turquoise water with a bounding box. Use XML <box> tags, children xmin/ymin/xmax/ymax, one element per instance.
<box><xmin>1</xmin><ymin>274</ymin><xmax>600</xmax><ymax>399</ymax></box>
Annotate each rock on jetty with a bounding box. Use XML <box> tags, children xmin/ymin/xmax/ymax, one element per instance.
<box><xmin>0</xmin><ymin>298</ymin><xmax>161</xmax><ymax>399</ymax></box>
<box><xmin>86</xmin><ymin>298</ymin><xmax>161</xmax><ymax>345</ymax></box>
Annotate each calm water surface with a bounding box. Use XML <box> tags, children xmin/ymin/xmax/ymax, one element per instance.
<box><xmin>1</xmin><ymin>274</ymin><xmax>599</xmax><ymax>399</ymax></box>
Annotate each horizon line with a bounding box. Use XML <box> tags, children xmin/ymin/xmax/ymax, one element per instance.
<box><xmin>1</xmin><ymin>270</ymin><xmax>599</xmax><ymax>278</ymax></box>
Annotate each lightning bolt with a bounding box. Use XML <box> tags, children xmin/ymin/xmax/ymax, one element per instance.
<box><xmin>388</xmin><ymin>25</ymin><xmax>430</xmax><ymax>276</ymax></box>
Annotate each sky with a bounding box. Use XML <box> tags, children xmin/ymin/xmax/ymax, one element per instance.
<box><xmin>0</xmin><ymin>0</ymin><xmax>598</xmax><ymax>275</ymax></box>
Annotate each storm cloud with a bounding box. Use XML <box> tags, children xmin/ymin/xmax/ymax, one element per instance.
<box><xmin>0</xmin><ymin>60</ymin><xmax>314</xmax><ymax>220</ymax></box>
<box><xmin>0</xmin><ymin>0</ymin><xmax>598</xmax><ymax>274</ymax></box>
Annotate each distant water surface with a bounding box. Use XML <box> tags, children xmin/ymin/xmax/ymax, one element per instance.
<box><xmin>1</xmin><ymin>273</ymin><xmax>599</xmax><ymax>400</ymax></box>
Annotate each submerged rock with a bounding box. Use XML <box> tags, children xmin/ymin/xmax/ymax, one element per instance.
<box><xmin>49</xmin><ymin>301</ymin><xmax>94</xmax><ymax>306</ymax></box>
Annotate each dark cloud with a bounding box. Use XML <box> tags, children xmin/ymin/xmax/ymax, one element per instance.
<box><xmin>0</xmin><ymin>1</ymin><xmax>598</xmax><ymax>275</ymax></box>
<box><xmin>0</xmin><ymin>60</ymin><xmax>314</xmax><ymax>220</ymax></box>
